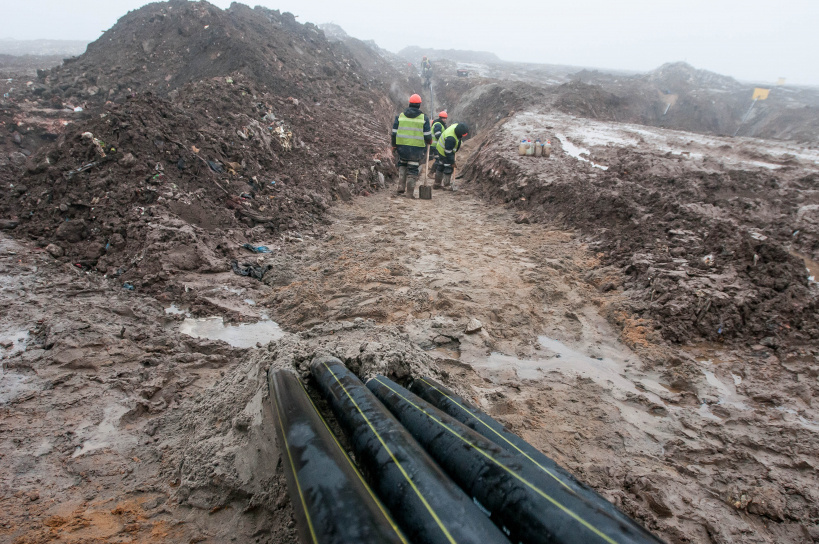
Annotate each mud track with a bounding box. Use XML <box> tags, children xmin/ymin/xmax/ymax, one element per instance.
<box><xmin>1</xmin><ymin>5</ymin><xmax>818</xmax><ymax>540</ymax></box>
<box><xmin>263</xmin><ymin>154</ymin><xmax>819</xmax><ymax>543</ymax></box>
<box><xmin>1</xmin><ymin>153</ymin><xmax>818</xmax><ymax>542</ymax></box>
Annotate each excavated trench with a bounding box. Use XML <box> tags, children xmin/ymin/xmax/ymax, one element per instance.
<box><xmin>249</xmin><ymin>81</ymin><xmax>819</xmax><ymax>543</ymax></box>
<box><xmin>2</xmin><ymin>16</ymin><xmax>819</xmax><ymax>543</ymax></box>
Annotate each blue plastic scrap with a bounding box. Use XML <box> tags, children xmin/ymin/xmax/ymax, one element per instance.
<box><xmin>242</xmin><ymin>243</ymin><xmax>271</xmax><ymax>253</ymax></box>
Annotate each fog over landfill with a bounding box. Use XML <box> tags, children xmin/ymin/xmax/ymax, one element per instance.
<box><xmin>4</xmin><ymin>0</ymin><xmax>819</xmax><ymax>85</ymax></box>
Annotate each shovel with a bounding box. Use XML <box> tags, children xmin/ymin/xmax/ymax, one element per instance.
<box><xmin>419</xmin><ymin>146</ymin><xmax>432</xmax><ymax>200</ymax></box>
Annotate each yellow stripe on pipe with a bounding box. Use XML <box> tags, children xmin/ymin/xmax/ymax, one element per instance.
<box><xmin>274</xmin><ymin>389</ymin><xmax>319</xmax><ymax>544</ymax></box>
<box><xmin>376</xmin><ymin>377</ymin><xmax>619</xmax><ymax>544</ymax></box>
<box><xmin>418</xmin><ymin>377</ymin><xmax>576</xmax><ymax>493</ymax></box>
<box><xmin>322</xmin><ymin>362</ymin><xmax>458</xmax><ymax>544</ymax></box>
<box><xmin>297</xmin><ymin>379</ymin><xmax>409</xmax><ymax>544</ymax></box>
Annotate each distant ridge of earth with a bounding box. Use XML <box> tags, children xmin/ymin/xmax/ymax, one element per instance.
<box><xmin>398</xmin><ymin>45</ymin><xmax>501</xmax><ymax>64</ymax></box>
<box><xmin>0</xmin><ymin>39</ymin><xmax>88</xmax><ymax>57</ymax></box>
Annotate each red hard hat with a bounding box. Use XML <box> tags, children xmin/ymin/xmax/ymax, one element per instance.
<box><xmin>409</xmin><ymin>93</ymin><xmax>422</xmax><ymax>104</ymax></box>
<box><xmin>439</xmin><ymin>111</ymin><xmax>448</xmax><ymax>119</ymax></box>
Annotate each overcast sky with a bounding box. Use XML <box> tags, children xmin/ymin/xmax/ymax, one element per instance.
<box><xmin>5</xmin><ymin>0</ymin><xmax>819</xmax><ymax>85</ymax></box>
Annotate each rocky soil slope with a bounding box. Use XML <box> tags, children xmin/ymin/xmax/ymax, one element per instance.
<box><xmin>462</xmin><ymin>108</ymin><xmax>818</xmax><ymax>347</ymax></box>
<box><xmin>1</xmin><ymin>0</ymin><xmax>417</xmax><ymax>295</ymax></box>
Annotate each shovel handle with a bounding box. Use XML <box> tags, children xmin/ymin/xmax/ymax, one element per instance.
<box><xmin>424</xmin><ymin>146</ymin><xmax>430</xmax><ymax>185</ymax></box>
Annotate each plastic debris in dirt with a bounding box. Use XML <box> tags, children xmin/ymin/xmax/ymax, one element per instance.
<box><xmin>231</xmin><ymin>260</ymin><xmax>272</xmax><ymax>281</ymax></box>
<box><xmin>241</xmin><ymin>244</ymin><xmax>271</xmax><ymax>254</ymax></box>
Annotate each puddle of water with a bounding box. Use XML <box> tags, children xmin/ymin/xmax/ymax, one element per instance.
<box><xmin>471</xmin><ymin>336</ymin><xmax>672</xmax><ymax>450</ymax></box>
<box><xmin>700</xmin><ymin>366</ymin><xmax>749</xmax><ymax>411</ymax></box>
<box><xmin>476</xmin><ymin>336</ymin><xmax>663</xmax><ymax>406</ymax></box>
<box><xmin>554</xmin><ymin>133</ymin><xmax>608</xmax><ymax>170</ymax></box>
<box><xmin>702</xmin><ymin>369</ymin><xmax>732</xmax><ymax>397</ymax></box>
<box><xmin>789</xmin><ymin>250</ymin><xmax>818</xmax><ymax>282</ymax></box>
<box><xmin>638</xmin><ymin>378</ymin><xmax>679</xmax><ymax>398</ymax></box>
<box><xmin>699</xmin><ymin>403</ymin><xmax>723</xmax><ymax>421</ymax></box>
<box><xmin>164</xmin><ymin>304</ymin><xmax>189</xmax><ymax>316</ymax></box>
<box><xmin>0</xmin><ymin>329</ymin><xmax>29</xmax><ymax>358</ymax></box>
<box><xmin>73</xmin><ymin>403</ymin><xmax>131</xmax><ymax>458</ymax></box>
<box><xmin>179</xmin><ymin>316</ymin><xmax>284</xmax><ymax>348</ymax></box>
<box><xmin>537</xmin><ymin>336</ymin><xmax>656</xmax><ymax>396</ymax></box>
<box><xmin>775</xmin><ymin>406</ymin><xmax>819</xmax><ymax>432</ymax></box>
<box><xmin>0</xmin><ymin>370</ymin><xmax>36</xmax><ymax>404</ymax></box>
<box><xmin>484</xmin><ymin>352</ymin><xmax>543</xmax><ymax>381</ymax></box>
<box><xmin>244</xmin><ymin>299</ymin><xmax>256</xmax><ymax>306</ymax></box>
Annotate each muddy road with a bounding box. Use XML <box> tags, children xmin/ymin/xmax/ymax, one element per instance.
<box><xmin>1</xmin><ymin>4</ymin><xmax>818</xmax><ymax>539</ymax></box>
<box><xmin>1</xmin><ymin>147</ymin><xmax>818</xmax><ymax>542</ymax></box>
<box><xmin>267</xmin><ymin>164</ymin><xmax>819</xmax><ymax>543</ymax></box>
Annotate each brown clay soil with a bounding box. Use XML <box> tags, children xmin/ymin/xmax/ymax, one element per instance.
<box><xmin>3</xmin><ymin>141</ymin><xmax>818</xmax><ymax>543</ymax></box>
<box><xmin>2</xmin><ymin>2</ymin><xmax>819</xmax><ymax>543</ymax></box>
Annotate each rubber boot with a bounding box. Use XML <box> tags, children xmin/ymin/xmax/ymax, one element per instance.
<box><xmin>405</xmin><ymin>175</ymin><xmax>418</xmax><ymax>199</ymax></box>
<box><xmin>433</xmin><ymin>170</ymin><xmax>443</xmax><ymax>189</ymax></box>
<box><xmin>442</xmin><ymin>173</ymin><xmax>452</xmax><ymax>191</ymax></box>
<box><xmin>396</xmin><ymin>166</ymin><xmax>407</xmax><ymax>195</ymax></box>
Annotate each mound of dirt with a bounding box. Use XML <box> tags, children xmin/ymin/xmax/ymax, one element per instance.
<box><xmin>552</xmin><ymin>80</ymin><xmax>632</xmax><ymax>121</ymax></box>
<box><xmin>0</xmin><ymin>55</ymin><xmax>66</xmax><ymax>78</ymax></box>
<box><xmin>463</xmin><ymin>112</ymin><xmax>819</xmax><ymax>346</ymax></box>
<box><xmin>0</xmin><ymin>1</ymin><xmax>417</xmax><ymax>288</ymax></box>
<box><xmin>565</xmin><ymin>63</ymin><xmax>819</xmax><ymax>141</ymax></box>
<box><xmin>3</xmin><ymin>75</ymin><xmax>394</xmax><ymax>283</ymax></box>
<box><xmin>319</xmin><ymin>25</ymin><xmax>421</xmax><ymax>105</ymax></box>
<box><xmin>158</xmin><ymin>320</ymin><xmax>441</xmax><ymax>540</ymax></box>
<box><xmin>0</xmin><ymin>55</ymin><xmax>73</xmax><ymax>195</ymax></box>
<box><xmin>416</xmin><ymin>56</ymin><xmax>819</xmax><ymax>142</ymax></box>
<box><xmin>37</xmin><ymin>2</ymin><xmax>377</xmax><ymax>104</ymax></box>
<box><xmin>645</xmin><ymin>61</ymin><xmax>740</xmax><ymax>91</ymax></box>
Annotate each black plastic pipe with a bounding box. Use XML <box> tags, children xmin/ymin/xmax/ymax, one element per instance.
<box><xmin>369</xmin><ymin>375</ymin><xmax>665</xmax><ymax>544</ymax></box>
<box><xmin>267</xmin><ymin>369</ymin><xmax>408</xmax><ymax>544</ymax></box>
<box><xmin>409</xmin><ymin>376</ymin><xmax>659</xmax><ymax>536</ymax></box>
<box><xmin>310</xmin><ymin>357</ymin><xmax>510</xmax><ymax>544</ymax></box>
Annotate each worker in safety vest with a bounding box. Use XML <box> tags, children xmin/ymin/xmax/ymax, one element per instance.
<box><xmin>422</xmin><ymin>56</ymin><xmax>432</xmax><ymax>87</ymax></box>
<box><xmin>434</xmin><ymin>122</ymin><xmax>469</xmax><ymax>191</ymax></box>
<box><xmin>391</xmin><ymin>93</ymin><xmax>432</xmax><ymax>198</ymax></box>
<box><xmin>429</xmin><ymin>111</ymin><xmax>448</xmax><ymax>187</ymax></box>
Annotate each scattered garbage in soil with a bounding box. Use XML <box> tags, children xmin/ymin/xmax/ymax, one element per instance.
<box><xmin>1</xmin><ymin>2</ymin><xmax>818</xmax><ymax>543</ymax></box>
